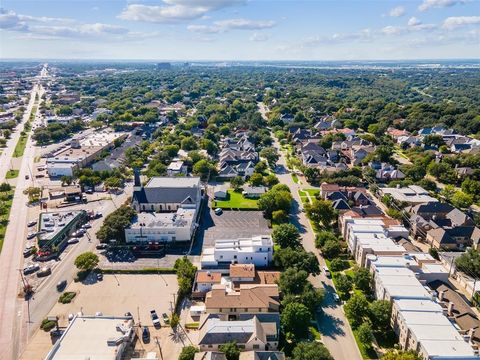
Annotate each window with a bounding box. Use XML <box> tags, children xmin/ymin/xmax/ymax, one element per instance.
<box><xmin>253</xmin><ymin>345</ymin><xmax>259</xmax><ymax>350</ymax></box>
<box><xmin>151</xmin><ymin>205</ymin><xmax>154</xmax><ymax>211</ymax></box>
<box><xmin>233</xmin><ymin>255</ymin><xmax>237</xmax><ymax>259</ymax></box>
<box><xmin>208</xmin><ymin>345</ymin><xmax>212</xmax><ymax>348</ymax></box>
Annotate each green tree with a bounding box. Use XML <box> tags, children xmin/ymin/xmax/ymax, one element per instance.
<box><xmin>315</xmin><ymin>231</ymin><xmax>337</xmax><ymax>248</ymax></box>
<box><xmin>336</xmin><ymin>274</ymin><xmax>353</xmax><ymax>296</ymax></box>
<box><xmin>369</xmin><ymin>300</ymin><xmax>392</xmax><ymax>332</ymax></box>
<box><xmin>193</xmin><ymin>159</ymin><xmax>214</xmax><ymax>180</ymax></box>
<box><xmin>272</xmin><ymin>223</ymin><xmax>301</xmax><ymax>248</ymax></box>
<box><xmin>304</xmin><ymin>167</ymin><xmax>320</xmax><ymax>183</ymax></box>
<box><xmin>321</xmin><ymin>239</ymin><xmax>341</xmax><ymax>259</ymax></box>
<box><xmin>249</xmin><ymin>173</ymin><xmax>264</xmax><ymax>186</ymax></box>
<box><xmin>259</xmin><ymin>147</ymin><xmax>279</xmax><ymax>167</ymax></box>
<box><xmin>174</xmin><ymin>256</ymin><xmax>197</xmax><ymax>296</ymax></box>
<box><xmin>344</xmin><ymin>293</ymin><xmax>369</xmax><ymax>328</ymax></box>
<box><xmin>279</xmin><ymin>268</ymin><xmax>309</xmax><ymax>295</ymax></box>
<box><xmin>230</xmin><ymin>176</ymin><xmax>244</xmax><ymax>190</ymax></box>
<box><xmin>74</xmin><ymin>252</ymin><xmax>99</xmax><ymax>271</ymax></box>
<box><xmin>455</xmin><ymin>249</ymin><xmax>480</xmax><ymax>278</ymax></box>
<box><xmin>178</xmin><ymin>346</ymin><xmax>199</xmax><ymax>360</ymax></box>
<box><xmin>281</xmin><ymin>302</ymin><xmax>311</xmax><ymax>340</ymax></box>
<box><xmin>219</xmin><ymin>341</ymin><xmax>240</xmax><ymax>360</ymax></box>
<box><xmin>292</xmin><ymin>341</ymin><xmax>333</xmax><ymax>360</ymax></box>
<box><xmin>381</xmin><ymin>349</ymin><xmax>422</xmax><ymax>360</ymax></box>
<box><xmin>258</xmin><ymin>188</ymin><xmax>292</xmax><ymax>218</ymax></box>
<box><xmin>96</xmin><ymin>205</ymin><xmax>136</xmax><ymax>242</ymax></box>
<box><xmin>200</xmin><ymin>138</ymin><xmax>218</xmax><ymax>155</ymax></box>
<box><xmin>272</xmin><ymin>209</ymin><xmax>288</xmax><ymax>223</ymax></box>
<box><xmin>181</xmin><ymin>136</ymin><xmax>197</xmax><ymax>151</ymax></box>
<box><xmin>305</xmin><ymin>199</ymin><xmax>337</xmax><ymax>228</ymax></box>
<box><xmin>273</xmin><ymin>247</ymin><xmax>320</xmax><ymax>275</ymax></box>
<box><xmin>264</xmin><ymin>173</ymin><xmax>279</xmax><ymax>187</ymax></box>
<box><xmin>0</xmin><ymin>182</ymin><xmax>12</xmax><ymax>192</ymax></box>
<box><xmin>353</xmin><ymin>267</ymin><xmax>372</xmax><ymax>292</ymax></box>
<box><xmin>254</xmin><ymin>161</ymin><xmax>268</xmax><ymax>174</ymax></box>
<box><xmin>451</xmin><ymin>191</ymin><xmax>473</xmax><ymax>209</ymax></box>
<box><xmin>357</xmin><ymin>322</ymin><xmax>374</xmax><ymax>348</ymax></box>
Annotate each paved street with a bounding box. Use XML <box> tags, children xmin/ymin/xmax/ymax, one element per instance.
<box><xmin>260</xmin><ymin>103</ymin><xmax>362</xmax><ymax>360</ymax></box>
<box><xmin>0</xmin><ymin>68</ymin><xmax>46</xmax><ymax>360</ymax></box>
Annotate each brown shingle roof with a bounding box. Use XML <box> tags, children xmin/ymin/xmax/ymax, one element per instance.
<box><xmin>197</xmin><ymin>271</ymin><xmax>222</xmax><ymax>284</ymax></box>
<box><xmin>230</xmin><ymin>264</ymin><xmax>255</xmax><ymax>278</ymax></box>
<box><xmin>205</xmin><ymin>284</ymin><xmax>279</xmax><ymax>310</ymax></box>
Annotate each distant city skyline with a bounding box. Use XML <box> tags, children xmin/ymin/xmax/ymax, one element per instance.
<box><xmin>1</xmin><ymin>0</ymin><xmax>479</xmax><ymax>60</ymax></box>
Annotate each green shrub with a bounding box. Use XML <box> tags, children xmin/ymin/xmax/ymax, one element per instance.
<box><xmin>40</xmin><ymin>319</ymin><xmax>56</xmax><ymax>331</ymax></box>
<box><xmin>329</xmin><ymin>258</ymin><xmax>350</xmax><ymax>272</ymax></box>
<box><xmin>58</xmin><ymin>292</ymin><xmax>76</xmax><ymax>304</ymax></box>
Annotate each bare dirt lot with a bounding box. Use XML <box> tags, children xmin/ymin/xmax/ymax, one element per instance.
<box><xmin>20</xmin><ymin>274</ymin><xmax>186</xmax><ymax>360</ymax></box>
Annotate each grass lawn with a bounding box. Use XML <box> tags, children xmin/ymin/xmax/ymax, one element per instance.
<box><xmin>213</xmin><ymin>190</ymin><xmax>259</xmax><ymax>209</ymax></box>
<box><xmin>292</xmin><ymin>173</ymin><xmax>299</xmax><ymax>184</ymax></box>
<box><xmin>5</xmin><ymin>169</ymin><xmax>19</xmax><ymax>179</ymax></box>
<box><xmin>309</xmin><ymin>324</ymin><xmax>321</xmax><ymax>340</ymax></box>
<box><xmin>13</xmin><ymin>134</ymin><xmax>28</xmax><ymax>158</ymax></box>
<box><xmin>353</xmin><ymin>329</ymin><xmax>379</xmax><ymax>359</ymax></box>
<box><xmin>0</xmin><ymin>190</ymin><xmax>15</xmax><ymax>252</ymax></box>
<box><xmin>304</xmin><ymin>189</ymin><xmax>320</xmax><ymax>197</ymax></box>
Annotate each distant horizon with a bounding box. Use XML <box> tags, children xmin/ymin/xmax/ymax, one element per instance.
<box><xmin>1</xmin><ymin>57</ymin><xmax>479</xmax><ymax>63</ymax></box>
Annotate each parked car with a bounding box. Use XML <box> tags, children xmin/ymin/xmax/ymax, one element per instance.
<box><xmin>85</xmin><ymin>189</ymin><xmax>93</xmax><ymax>194</ymax></box>
<box><xmin>150</xmin><ymin>310</ymin><xmax>161</xmax><ymax>328</ymax></box>
<box><xmin>23</xmin><ymin>247</ymin><xmax>35</xmax><ymax>257</ymax></box>
<box><xmin>27</xmin><ymin>232</ymin><xmax>37</xmax><ymax>240</ymax></box>
<box><xmin>27</xmin><ymin>220</ymin><xmax>37</xmax><ymax>227</ymax></box>
<box><xmin>82</xmin><ymin>223</ymin><xmax>92</xmax><ymax>229</ymax></box>
<box><xmin>67</xmin><ymin>238</ymin><xmax>79</xmax><ymax>245</ymax></box>
<box><xmin>142</xmin><ymin>326</ymin><xmax>150</xmax><ymax>343</ymax></box>
<box><xmin>214</xmin><ymin>208</ymin><xmax>223</xmax><ymax>215</ymax></box>
<box><xmin>162</xmin><ymin>313</ymin><xmax>170</xmax><ymax>324</ymax></box>
<box><xmin>23</xmin><ymin>263</ymin><xmax>40</xmax><ymax>275</ymax></box>
<box><xmin>37</xmin><ymin>267</ymin><xmax>52</xmax><ymax>277</ymax></box>
<box><xmin>96</xmin><ymin>243</ymin><xmax>108</xmax><ymax>250</ymax></box>
<box><xmin>56</xmin><ymin>280</ymin><xmax>67</xmax><ymax>291</ymax></box>
<box><xmin>96</xmin><ymin>273</ymin><xmax>103</xmax><ymax>281</ymax></box>
<box><xmin>323</xmin><ymin>265</ymin><xmax>331</xmax><ymax>278</ymax></box>
<box><xmin>25</xmin><ymin>175</ymin><xmax>29</xmax><ymax>180</ymax></box>
<box><xmin>50</xmin><ymin>329</ymin><xmax>63</xmax><ymax>338</ymax></box>
<box><xmin>333</xmin><ymin>293</ymin><xmax>341</xmax><ymax>303</ymax></box>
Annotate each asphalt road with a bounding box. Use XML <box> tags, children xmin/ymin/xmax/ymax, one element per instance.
<box><xmin>0</xmin><ymin>84</ymin><xmax>38</xmax><ymax>182</ymax></box>
<box><xmin>260</xmin><ymin>103</ymin><xmax>362</xmax><ymax>360</ymax></box>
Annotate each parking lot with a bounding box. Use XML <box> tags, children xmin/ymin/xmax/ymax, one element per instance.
<box><xmin>194</xmin><ymin>207</ymin><xmax>271</xmax><ymax>252</ymax></box>
<box><xmin>20</xmin><ymin>274</ymin><xmax>182</xmax><ymax>360</ymax></box>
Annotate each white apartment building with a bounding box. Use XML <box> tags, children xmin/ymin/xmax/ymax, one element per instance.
<box><xmin>125</xmin><ymin>207</ymin><xmax>196</xmax><ymax>243</ymax></box>
<box><xmin>201</xmin><ymin>235</ymin><xmax>273</xmax><ymax>268</ymax></box>
<box><xmin>368</xmin><ymin>255</ymin><xmax>477</xmax><ymax>360</ymax></box>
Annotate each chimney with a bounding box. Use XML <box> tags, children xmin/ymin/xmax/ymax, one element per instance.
<box><xmin>438</xmin><ymin>290</ymin><xmax>445</xmax><ymax>301</ymax></box>
<box><xmin>133</xmin><ymin>168</ymin><xmax>141</xmax><ymax>191</ymax></box>
<box><xmin>447</xmin><ymin>302</ymin><xmax>454</xmax><ymax>316</ymax></box>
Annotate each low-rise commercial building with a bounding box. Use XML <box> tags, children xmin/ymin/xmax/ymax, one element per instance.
<box><xmin>37</xmin><ymin>210</ymin><xmax>87</xmax><ymax>251</ymax></box>
<box><xmin>125</xmin><ymin>207</ymin><xmax>196</xmax><ymax>243</ymax></box>
<box><xmin>201</xmin><ymin>235</ymin><xmax>273</xmax><ymax>268</ymax></box>
<box><xmin>44</xmin><ymin>315</ymin><xmax>135</xmax><ymax>360</ymax></box>
<box><xmin>47</xmin><ymin>131</ymin><xmax>127</xmax><ymax>177</ymax></box>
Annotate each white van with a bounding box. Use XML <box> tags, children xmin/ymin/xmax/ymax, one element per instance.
<box><xmin>323</xmin><ymin>265</ymin><xmax>331</xmax><ymax>278</ymax></box>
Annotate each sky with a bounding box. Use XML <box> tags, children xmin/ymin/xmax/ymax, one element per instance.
<box><xmin>0</xmin><ymin>0</ymin><xmax>479</xmax><ymax>61</ymax></box>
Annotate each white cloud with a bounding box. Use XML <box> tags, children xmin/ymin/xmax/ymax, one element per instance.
<box><xmin>419</xmin><ymin>0</ymin><xmax>468</xmax><ymax>11</ymax></box>
<box><xmin>388</xmin><ymin>6</ymin><xmax>406</xmax><ymax>17</ymax></box>
<box><xmin>381</xmin><ymin>25</ymin><xmax>404</xmax><ymax>35</ymax></box>
<box><xmin>443</xmin><ymin>16</ymin><xmax>480</xmax><ymax>29</ymax></box>
<box><xmin>0</xmin><ymin>8</ymin><xmax>133</xmax><ymax>40</ymax></box>
<box><xmin>408</xmin><ymin>17</ymin><xmax>421</xmax><ymax>26</ymax></box>
<box><xmin>188</xmin><ymin>18</ymin><xmax>276</xmax><ymax>33</ymax></box>
<box><xmin>250</xmin><ymin>32</ymin><xmax>269</xmax><ymax>42</ymax></box>
<box><xmin>119</xmin><ymin>0</ymin><xmax>245</xmax><ymax>23</ymax></box>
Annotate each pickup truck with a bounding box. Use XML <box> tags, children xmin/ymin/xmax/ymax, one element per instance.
<box><xmin>150</xmin><ymin>310</ymin><xmax>161</xmax><ymax>328</ymax></box>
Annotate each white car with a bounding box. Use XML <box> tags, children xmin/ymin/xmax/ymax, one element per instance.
<box><xmin>26</xmin><ymin>232</ymin><xmax>37</xmax><ymax>240</ymax></box>
<box><xmin>82</xmin><ymin>223</ymin><xmax>92</xmax><ymax>229</ymax></box>
<box><xmin>67</xmin><ymin>238</ymin><xmax>79</xmax><ymax>245</ymax></box>
<box><xmin>27</xmin><ymin>220</ymin><xmax>37</xmax><ymax>227</ymax></box>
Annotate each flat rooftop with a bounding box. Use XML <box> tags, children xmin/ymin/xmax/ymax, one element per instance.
<box><xmin>38</xmin><ymin>210</ymin><xmax>84</xmax><ymax>242</ymax></box>
<box><xmin>131</xmin><ymin>208</ymin><xmax>195</xmax><ymax>229</ymax></box>
<box><xmin>45</xmin><ymin>315</ymin><xmax>134</xmax><ymax>360</ymax></box>
<box><xmin>394</xmin><ymin>298</ymin><xmax>444</xmax><ymax>313</ymax></box>
<box><xmin>368</xmin><ymin>255</ymin><xmax>418</xmax><ymax>269</ymax></box>
<box><xmin>146</xmin><ymin>176</ymin><xmax>200</xmax><ymax>188</ymax></box>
